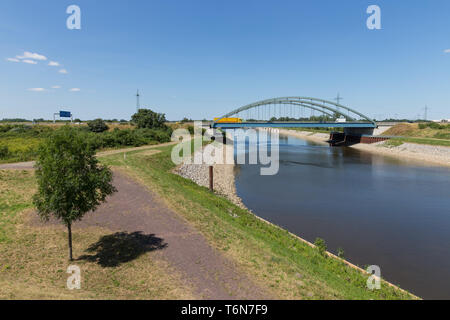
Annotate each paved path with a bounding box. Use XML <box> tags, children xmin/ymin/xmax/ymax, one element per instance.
<box><xmin>32</xmin><ymin>170</ymin><xmax>272</xmax><ymax>300</ymax></box>
<box><xmin>0</xmin><ymin>142</ymin><xmax>177</xmax><ymax>170</ymax></box>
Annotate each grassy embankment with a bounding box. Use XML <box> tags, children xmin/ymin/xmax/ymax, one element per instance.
<box><xmin>383</xmin><ymin>123</ymin><xmax>450</xmax><ymax>147</ymax></box>
<box><xmin>98</xmin><ymin>143</ymin><xmax>417</xmax><ymax>300</ymax></box>
<box><xmin>0</xmin><ymin>169</ymin><xmax>196</xmax><ymax>299</ymax></box>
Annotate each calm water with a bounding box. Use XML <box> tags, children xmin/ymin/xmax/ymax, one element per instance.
<box><xmin>234</xmin><ymin>134</ymin><xmax>450</xmax><ymax>299</ymax></box>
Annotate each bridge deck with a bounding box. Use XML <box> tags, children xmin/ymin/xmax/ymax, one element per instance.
<box><xmin>212</xmin><ymin>122</ymin><xmax>377</xmax><ymax>129</ymax></box>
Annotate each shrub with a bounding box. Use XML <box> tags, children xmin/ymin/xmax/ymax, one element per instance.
<box><xmin>0</xmin><ymin>125</ymin><xmax>13</xmax><ymax>133</ymax></box>
<box><xmin>8</xmin><ymin>125</ymin><xmax>33</xmax><ymax>134</ymax></box>
<box><xmin>314</xmin><ymin>238</ymin><xmax>327</xmax><ymax>256</ymax></box>
<box><xmin>418</xmin><ymin>123</ymin><xmax>427</xmax><ymax>129</ymax></box>
<box><xmin>0</xmin><ymin>145</ymin><xmax>9</xmax><ymax>159</ymax></box>
<box><xmin>88</xmin><ymin>119</ymin><xmax>109</xmax><ymax>133</ymax></box>
<box><xmin>419</xmin><ymin>122</ymin><xmax>449</xmax><ymax>130</ymax></box>
<box><xmin>337</xmin><ymin>247</ymin><xmax>345</xmax><ymax>259</ymax></box>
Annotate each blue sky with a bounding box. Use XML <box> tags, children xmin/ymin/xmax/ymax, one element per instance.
<box><xmin>1</xmin><ymin>0</ymin><xmax>449</xmax><ymax>121</ymax></box>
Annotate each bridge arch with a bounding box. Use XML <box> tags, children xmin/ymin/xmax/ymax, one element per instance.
<box><xmin>214</xmin><ymin>97</ymin><xmax>376</xmax><ymax>126</ymax></box>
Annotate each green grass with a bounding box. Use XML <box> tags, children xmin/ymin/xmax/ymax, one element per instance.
<box><xmin>383</xmin><ymin>123</ymin><xmax>450</xmax><ymax>147</ymax></box>
<box><xmin>100</xmin><ymin>144</ymin><xmax>417</xmax><ymax>300</ymax></box>
<box><xmin>0</xmin><ymin>169</ymin><xmax>195</xmax><ymax>299</ymax></box>
<box><xmin>0</xmin><ymin>170</ymin><xmax>36</xmax><ymax>242</ymax></box>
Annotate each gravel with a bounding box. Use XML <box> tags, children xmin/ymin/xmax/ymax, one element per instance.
<box><xmin>174</xmin><ymin>146</ymin><xmax>247</xmax><ymax>209</ymax></box>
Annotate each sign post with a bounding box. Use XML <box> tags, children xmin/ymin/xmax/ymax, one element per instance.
<box><xmin>54</xmin><ymin>110</ymin><xmax>73</xmax><ymax>123</ymax></box>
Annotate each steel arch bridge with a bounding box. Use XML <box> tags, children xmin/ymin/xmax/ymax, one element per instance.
<box><xmin>211</xmin><ymin>97</ymin><xmax>377</xmax><ymax>130</ymax></box>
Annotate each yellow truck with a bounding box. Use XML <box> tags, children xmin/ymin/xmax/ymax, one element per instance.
<box><xmin>213</xmin><ymin>117</ymin><xmax>242</xmax><ymax>123</ymax></box>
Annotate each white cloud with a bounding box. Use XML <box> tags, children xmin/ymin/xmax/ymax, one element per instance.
<box><xmin>16</xmin><ymin>51</ymin><xmax>47</xmax><ymax>61</ymax></box>
<box><xmin>28</xmin><ymin>88</ymin><xmax>46</xmax><ymax>92</ymax></box>
<box><xmin>445</xmin><ymin>49</ymin><xmax>450</xmax><ymax>53</ymax></box>
<box><xmin>59</xmin><ymin>69</ymin><xmax>68</xmax><ymax>74</ymax></box>
<box><xmin>6</xmin><ymin>58</ymin><xmax>20</xmax><ymax>62</ymax></box>
<box><xmin>69</xmin><ymin>88</ymin><xmax>80</xmax><ymax>92</ymax></box>
<box><xmin>48</xmin><ymin>61</ymin><xmax>60</xmax><ymax>66</ymax></box>
<box><xmin>22</xmin><ymin>59</ymin><xmax>38</xmax><ymax>65</ymax></box>
<box><xmin>51</xmin><ymin>85</ymin><xmax>61</xmax><ymax>89</ymax></box>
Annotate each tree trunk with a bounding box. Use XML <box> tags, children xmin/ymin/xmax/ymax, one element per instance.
<box><xmin>68</xmin><ymin>222</ymin><xmax>73</xmax><ymax>261</ymax></box>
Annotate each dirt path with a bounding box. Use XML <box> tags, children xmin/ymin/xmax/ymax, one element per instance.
<box><xmin>32</xmin><ymin>170</ymin><xmax>272</xmax><ymax>300</ymax></box>
<box><xmin>0</xmin><ymin>142</ymin><xmax>177</xmax><ymax>170</ymax></box>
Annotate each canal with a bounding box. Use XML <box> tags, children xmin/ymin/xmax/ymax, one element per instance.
<box><xmin>234</xmin><ymin>133</ymin><xmax>450</xmax><ymax>299</ymax></box>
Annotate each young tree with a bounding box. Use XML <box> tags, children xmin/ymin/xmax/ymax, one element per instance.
<box><xmin>33</xmin><ymin>127</ymin><xmax>117</xmax><ymax>260</ymax></box>
<box><xmin>131</xmin><ymin>108</ymin><xmax>167</xmax><ymax>129</ymax></box>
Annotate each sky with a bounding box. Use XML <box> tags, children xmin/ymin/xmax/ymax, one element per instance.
<box><xmin>0</xmin><ymin>0</ymin><xmax>449</xmax><ymax>121</ymax></box>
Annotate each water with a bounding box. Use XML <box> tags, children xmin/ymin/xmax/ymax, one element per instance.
<box><xmin>234</xmin><ymin>134</ymin><xmax>450</xmax><ymax>299</ymax></box>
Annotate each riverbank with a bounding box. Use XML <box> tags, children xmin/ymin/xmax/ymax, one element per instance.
<box><xmin>279</xmin><ymin>129</ymin><xmax>450</xmax><ymax>168</ymax></box>
<box><xmin>174</xmin><ymin>142</ymin><xmax>246</xmax><ymax>209</ymax></box>
<box><xmin>351</xmin><ymin>142</ymin><xmax>450</xmax><ymax>168</ymax></box>
<box><xmin>170</xmin><ymin>139</ymin><xmax>417</xmax><ymax>299</ymax></box>
<box><xmin>99</xmin><ymin>144</ymin><xmax>416</xmax><ymax>299</ymax></box>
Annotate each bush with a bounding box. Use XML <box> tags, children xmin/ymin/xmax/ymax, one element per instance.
<box><xmin>418</xmin><ymin>122</ymin><xmax>449</xmax><ymax>130</ymax></box>
<box><xmin>0</xmin><ymin>145</ymin><xmax>9</xmax><ymax>159</ymax></box>
<box><xmin>8</xmin><ymin>125</ymin><xmax>33</xmax><ymax>134</ymax></box>
<box><xmin>83</xmin><ymin>127</ymin><xmax>172</xmax><ymax>150</ymax></box>
<box><xmin>88</xmin><ymin>119</ymin><xmax>109</xmax><ymax>133</ymax></box>
<box><xmin>0</xmin><ymin>125</ymin><xmax>13</xmax><ymax>133</ymax></box>
<box><xmin>314</xmin><ymin>238</ymin><xmax>327</xmax><ymax>257</ymax></box>
<box><xmin>337</xmin><ymin>247</ymin><xmax>345</xmax><ymax>259</ymax></box>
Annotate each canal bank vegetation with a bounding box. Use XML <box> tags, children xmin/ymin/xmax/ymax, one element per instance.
<box><xmin>98</xmin><ymin>144</ymin><xmax>417</xmax><ymax>300</ymax></box>
<box><xmin>383</xmin><ymin>123</ymin><xmax>450</xmax><ymax>147</ymax></box>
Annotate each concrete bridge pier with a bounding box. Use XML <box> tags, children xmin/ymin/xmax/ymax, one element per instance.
<box><xmin>344</xmin><ymin>127</ymin><xmax>375</xmax><ymax>136</ymax></box>
<box><xmin>329</xmin><ymin>127</ymin><xmax>391</xmax><ymax>146</ymax></box>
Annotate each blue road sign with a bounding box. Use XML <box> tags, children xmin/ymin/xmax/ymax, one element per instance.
<box><xmin>59</xmin><ymin>111</ymin><xmax>72</xmax><ymax>118</ymax></box>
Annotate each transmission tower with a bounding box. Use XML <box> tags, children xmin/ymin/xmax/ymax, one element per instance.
<box><xmin>136</xmin><ymin>90</ymin><xmax>140</xmax><ymax>112</ymax></box>
<box><xmin>334</xmin><ymin>93</ymin><xmax>343</xmax><ymax>113</ymax></box>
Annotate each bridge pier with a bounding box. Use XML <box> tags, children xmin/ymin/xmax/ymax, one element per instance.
<box><xmin>344</xmin><ymin>127</ymin><xmax>375</xmax><ymax>136</ymax></box>
<box><xmin>329</xmin><ymin>127</ymin><xmax>390</xmax><ymax>146</ymax></box>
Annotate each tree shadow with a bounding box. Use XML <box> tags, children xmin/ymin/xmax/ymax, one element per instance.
<box><xmin>78</xmin><ymin>231</ymin><xmax>167</xmax><ymax>267</ymax></box>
